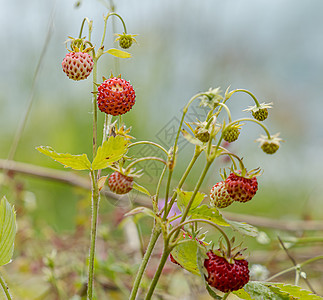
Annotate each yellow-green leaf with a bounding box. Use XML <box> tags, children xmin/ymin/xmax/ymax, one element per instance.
<box><xmin>133</xmin><ymin>182</ymin><xmax>151</xmax><ymax>196</ymax></box>
<box><xmin>177</xmin><ymin>189</ymin><xmax>206</xmax><ymax>213</ymax></box>
<box><xmin>36</xmin><ymin>146</ymin><xmax>92</xmax><ymax>170</ymax></box>
<box><xmin>106</xmin><ymin>48</ymin><xmax>131</xmax><ymax>58</ymax></box>
<box><xmin>92</xmin><ymin>136</ymin><xmax>128</xmax><ymax>170</ymax></box>
<box><xmin>0</xmin><ymin>197</ymin><xmax>16</xmax><ymax>266</ymax></box>
<box><xmin>188</xmin><ymin>205</ymin><xmax>230</xmax><ymax>227</ymax></box>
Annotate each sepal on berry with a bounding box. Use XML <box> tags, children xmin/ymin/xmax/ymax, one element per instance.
<box><xmin>256</xmin><ymin>133</ymin><xmax>283</xmax><ymax>154</ymax></box>
<box><xmin>115</xmin><ymin>33</ymin><xmax>138</xmax><ymax>49</ymax></box>
<box><xmin>244</xmin><ymin>102</ymin><xmax>273</xmax><ymax>121</ymax></box>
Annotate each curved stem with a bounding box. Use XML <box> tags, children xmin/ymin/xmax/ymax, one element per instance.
<box><xmin>222</xmin><ymin>292</ymin><xmax>230</xmax><ymax>300</ymax></box>
<box><xmin>125</xmin><ymin>157</ymin><xmax>166</xmax><ymax>173</ymax></box>
<box><xmin>154</xmin><ymin>165</ymin><xmax>168</xmax><ymax>212</ymax></box>
<box><xmin>129</xmin><ymin>225</ymin><xmax>161</xmax><ymax>300</ymax></box>
<box><xmin>226</xmin><ymin>118</ymin><xmax>272</xmax><ymax>139</ymax></box>
<box><xmin>100</xmin><ymin>12</ymin><xmax>128</xmax><ymax>48</ymax></box>
<box><xmin>128</xmin><ymin>141</ymin><xmax>169</xmax><ymax>157</ymax></box>
<box><xmin>87</xmin><ymin>171</ymin><xmax>100</xmax><ymax>299</ymax></box>
<box><xmin>168</xmin><ymin>218</ymin><xmax>231</xmax><ymax>257</ymax></box>
<box><xmin>92</xmin><ymin>58</ymin><xmax>98</xmax><ymax>160</ymax></box>
<box><xmin>78</xmin><ymin>18</ymin><xmax>88</xmax><ymax>38</ymax></box>
<box><xmin>228</xmin><ymin>89</ymin><xmax>261</xmax><ymax>107</ymax></box>
<box><xmin>217</xmin><ymin>103</ymin><xmax>232</xmax><ymax>123</ymax></box>
<box><xmin>0</xmin><ymin>273</ymin><xmax>12</xmax><ymax>300</ymax></box>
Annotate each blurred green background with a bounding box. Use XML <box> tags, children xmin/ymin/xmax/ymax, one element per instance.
<box><xmin>1</xmin><ymin>0</ymin><xmax>323</xmax><ymax>230</ymax></box>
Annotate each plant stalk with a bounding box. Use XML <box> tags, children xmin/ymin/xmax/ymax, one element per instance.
<box><xmin>129</xmin><ymin>225</ymin><xmax>161</xmax><ymax>300</ymax></box>
<box><xmin>0</xmin><ymin>273</ymin><xmax>12</xmax><ymax>300</ymax></box>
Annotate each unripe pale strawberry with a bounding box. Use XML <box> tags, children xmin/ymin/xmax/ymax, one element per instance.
<box><xmin>204</xmin><ymin>250</ymin><xmax>250</xmax><ymax>292</ymax></box>
<box><xmin>108</xmin><ymin>171</ymin><xmax>133</xmax><ymax>195</ymax></box>
<box><xmin>210</xmin><ymin>181</ymin><xmax>234</xmax><ymax>208</ymax></box>
<box><xmin>97</xmin><ymin>77</ymin><xmax>136</xmax><ymax>116</ymax></box>
<box><xmin>62</xmin><ymin>52</ymin><xmax>94</xmax><ymax>81</ymax></box>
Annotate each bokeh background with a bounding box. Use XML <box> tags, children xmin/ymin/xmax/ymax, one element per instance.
<box><xmin>1</xmin><ymin>0</ymin><xmax>323</xmax><ymax>298</ymax></box>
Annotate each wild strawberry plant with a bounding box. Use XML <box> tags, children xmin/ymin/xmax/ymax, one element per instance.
<box><xmin>29</xmin><ymin>7</ymin><xmax>323</xmax><ymax>300</ymax></box>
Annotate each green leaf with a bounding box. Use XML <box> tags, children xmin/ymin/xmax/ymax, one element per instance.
<box><xmin>92</xmin><ymin>136</ymin><xmax>128</xmax><ymax>170</ymax></box>
<box><xmin>242</xmin><ymin>282</ymin><xmax>289</xmax><ymax>300</ymax></box>
<box><xmin>124</xmin><ymin>207</ymin><xmax>156</xmax><ymax>218</ymax></box>
<box><xmin>233</xmin><ymin>288</ymin><xmax>254</xmax><ymax>299</ymax></box>
<box><xmin>181</xmin><ymin>129</ymin><xmax>204</xmax><ymax>146</ymax></box>
<box><xmin>226</xmin><ymin>220</ymin><xmax>259</xmax><ymax>237</ymax></box>
<box><xmin>265</xmin><ymin>283</ymin><xmax>323</xmax><ymax>300</ymax></box>
<box><xmin>171</xmin><ymin>237</ymin><xmax>206</xmax><ymax>276</ymax></box>
<box><xmin>36</xmin><ymin>146</ymin><xmax>92</xmax><ymax>170</ymax></box>
<box><xmin>133</xmin><ymin>182</ymin><xmax>151</xmax><ymax>196</ymax></box>
<box><xmin>106</xmin><ymin>48</ymin><xmax>131</xmax><ymax>58</ymax></box>
<box><xmin>188</xmin><ymin>205</ymin><xmax>230</xmax><ymax>227</ymax></box>
<box><xmin>176</xmin><ymin>189</ymin><xmax>206</xmax><ymax>213</ymax></box>
<box><xmin>0</xmin><ymin>197</ymin><xmax>16</xmax><ymax>266</ymax></box>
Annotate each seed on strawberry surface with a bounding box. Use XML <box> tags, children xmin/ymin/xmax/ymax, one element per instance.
<box><xmin>62</xmin><ymin>52</ymin><xmax>94</xmax><ymax>81</ymax></box>
<box><xmin>108</xmin><ymin>171</ymin><xmax>133</xmax><ymax>195</ymax></box>
<box><xmin>225</xmin><ymin>171</ymin><xmax>258</xmax><ymax>203</ymax></box>
<box><xmin>97</xmin><ymin>77</ymin><xmax>136</xmax><ymax>116</ymax></box>
<box><xmin>204</xmin><ymin>250</ymin><xmax>250</xmax><ymax>292</ymax></box>
<box><xmin>210</xmin><ymin>181</ymin><xmax>234</xmax><ymax>208</ymax></box>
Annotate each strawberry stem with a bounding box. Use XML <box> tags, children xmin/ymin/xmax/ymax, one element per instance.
<box><xmin>226</xmin><ymin>89</ymin><xmax>261</xmax><ymax>108</ymax></box>
<box><xmin>128</xmin><ymin>141</ymin><xmax>169</xmax><ymax>156</ymax></box>
<box><xmin>0</xmin><ymin>273</ymin><xmax>12</xmax><ymax>300</ymax></box>
<box><xmin>124</xmin><ymin>156</ymin><xmax>167</xmax><ymax>173</ymax></box>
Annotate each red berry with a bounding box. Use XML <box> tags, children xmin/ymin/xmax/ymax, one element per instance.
<box><xmin>210</xmin><ymin>181</ymin><xmax>234</xmax><ymax>208</ymax></box>
<box><xmin>97</xmin><ymin>77</ymin><xmax>136</xmax><ymax>116</ymax></box>
<box><xmin>204</xmin><ymin>250</ymin><xmax>250</xmax><ymax>293</ymax></box>
<box><xmin>62</xmin><ymin>52</ymin><xmax>94</xmax><ymax>81</ymax></box>
<box><xmin>108</xmin><ymin>171</ymin><xmax>133</xmax><ymax>195</ymax></box>
<box><xmin>225</xmin><ymin>171</ymin><xmax>258</xmax><ymax>203</ymax></box>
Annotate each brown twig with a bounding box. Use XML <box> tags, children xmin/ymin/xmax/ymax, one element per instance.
<box><xmin>2</xmin><ymin>159</ymin><xmax>323</xmax><ymax>232</ymax></box>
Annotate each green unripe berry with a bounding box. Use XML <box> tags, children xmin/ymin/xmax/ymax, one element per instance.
<box><xmin>252</xmin><ymin>108</ymin><xmax>268</xmax><ymax>121</ymax></box>
<box><xmin>223</xmin><ymin>127</ymin><xmax>240</xmax><ymax>143</ymax></box>
<box><xmin>194</xmin><ymin>126</ymin><xmax>210</xmax><ymax>143</ymax></box>
<box><xmin>261</xmin><ymin>142</ymin><xmax>279</xmax><ymax>154</ymax></box>
<box><xmin>119</xmin><ymin>34</ymin><xmax>133</xmax><ymax>49</ymax></box>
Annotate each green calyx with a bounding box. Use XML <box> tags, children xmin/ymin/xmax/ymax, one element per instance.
<box><xmin>115</xmin><ymin>33</ymin><xmax>138</xmax><ymax>49</ymax></box>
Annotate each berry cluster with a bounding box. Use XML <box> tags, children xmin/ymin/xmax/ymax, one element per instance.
<box><xmin>210</xmin><ymin>170</ymin><xmax>258</xmax><ymax>208</ymax></box>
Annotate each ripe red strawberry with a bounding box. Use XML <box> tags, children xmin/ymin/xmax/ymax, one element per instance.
<box><xmin>225</xmin><ymin>171</ymin><xmax>258</xmax><ymax>203</ymax></box>
<box><xmin>62</xmin><ymin>52</ymin><xmax>94</xmax><ymax>81</ymax></box>
<box><xmin>210</xmin><ymin>181</ymin><xmax>234</xmax><ymax>208</ymax></box>
<box><xmin>204</xmin><ymin>250</ymin><xmax>250</xmax><ymax>292</ymax></box>
<box><xmin>97</xmin><ymin>77</ymin><xmax>136</xmax><ymax>116</ymax></box>
<box><xmin>108</xmin><ymin>171</ymin><xmax>133</xmax><ymax>194</ymax></box>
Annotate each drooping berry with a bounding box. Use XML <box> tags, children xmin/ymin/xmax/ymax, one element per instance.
<box><xmin>210</xmin><ymin>181</ymin><xmax>234</xmax><ymax>208</ymax></box>
<box><xmin>252</xmin><ymin>108</ymin><xmax>268</xmax><ymax>121</ymax></box>
<box><xmin>204</xmin><ymin>250</ymin><xmax>250</xmax><ymax>293</ymax></box>
<box><xmin>194</xmin><ymin>126</ymin><xmax>210</xmax><ymax>143</ymax></box>
<box><xmin>115</xmin><ymin>33</ymin><xmax>138</xmax><ymax>49</ymax></box>
<box><xmin>97</xmin><ymin>77</ymin><xmax>136</xmax><ymax>116</ymax></box>
<box><xmin>256</xmin><ymin>133</ymin><xmax>282</xmax><ymax>155</ymax></box>
<box><xmin>108</xmin><ymin>171</ymin><xmax>133</xmax><ymax>195</ymax></box>
<box><xmin>62</xmin><ymin>52</ymin><xmax>94</xmax><ymax>81</ymax></box>
<box><xmin>225</xmin><ymin>171</ymin><xmax>258</xmax><ymax>203</ymax></box>
<box><xmin>244</xmin><ymin>102</ymin><xmax>273</xmax><ymax>121</ymax></box>
<box><xmin>223</xmin><ymin>125</ymin><xmax>241</xmax><ymax>143</ymax></box>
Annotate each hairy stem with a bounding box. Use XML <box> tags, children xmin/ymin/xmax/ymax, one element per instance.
<box><xmin>129</xmin><ymin>225</ymin><xmax>161</xmax><ymax>300</ymax></box>
<box><xmin>0</xmin><ymin>272</ymin><xmax>12</xmax><ymax>300</ymax></box>
<box><xmin>87</xmin><ymin>171</ymin><xmax>100</xmax><ymax>299</ymax></box>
